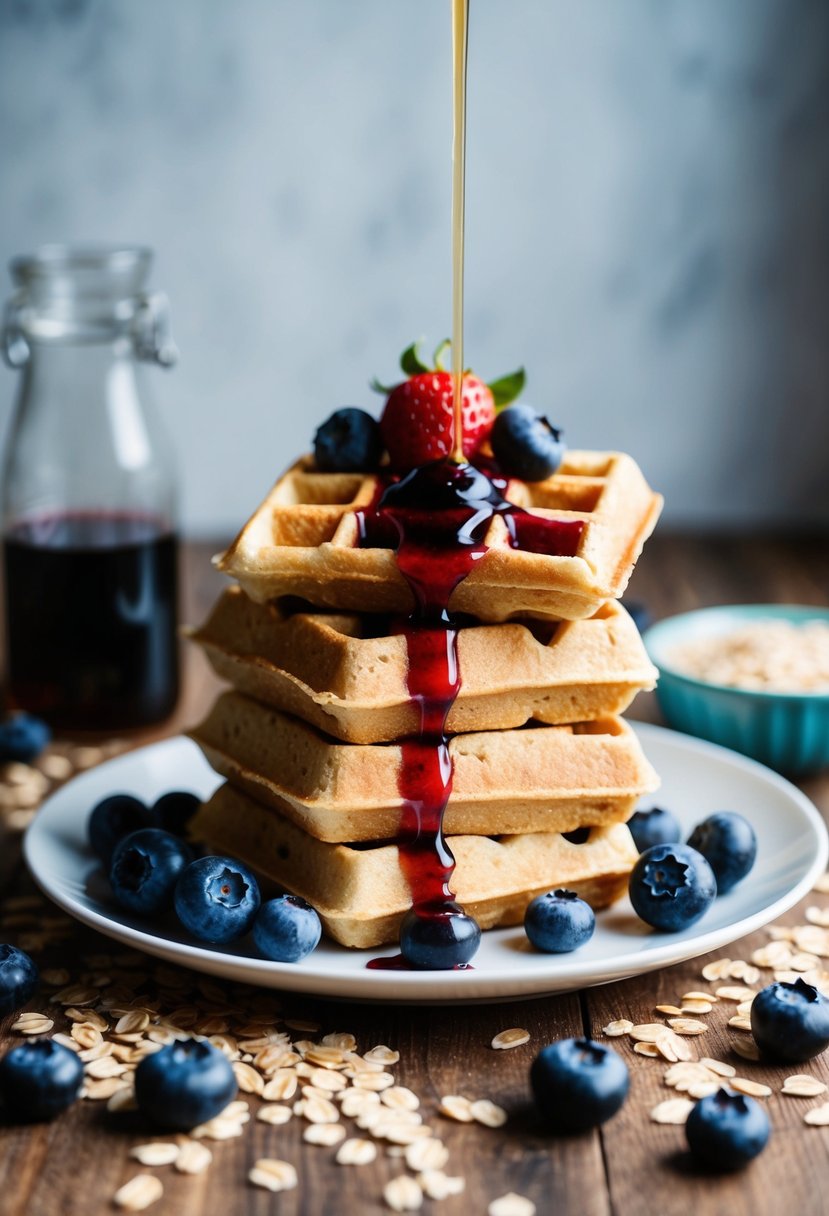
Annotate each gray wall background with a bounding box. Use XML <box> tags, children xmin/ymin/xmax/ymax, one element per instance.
<box><xmin>1</xmin><ymin>0</ymin><xmax>828</xmax><ymax>536</ymax></box>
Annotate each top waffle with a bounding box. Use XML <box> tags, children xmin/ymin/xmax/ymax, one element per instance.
<box><xmin>217</xmin><ymin>451</ymin><xmax>662</xmax><ymax>622</ymax></box>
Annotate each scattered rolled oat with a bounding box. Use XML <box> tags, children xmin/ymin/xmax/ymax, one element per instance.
<box><xmin>303</xmin><ymin>1122</ymin><xmax>346</xmax><ymax>1146</ymax></box>
<box><xmin>471</xmin><ymin>1098</ymin><xmax>507</xmax><ymax>1128</ymax></box>
<box><xmin>603</xmin><ymin>1019</ymin><xmax>633</xmax><ymax>1037</ymax></box>
<box><xmin>364</xmin><ymin>1044</ymin><xmax>400</xmax><ymax>1065</ymax></box>
<box><xmin>295</xmin><ymin>1094</ymin><xmax>339</xmax><ymax>1124</ymax></box>
<box><xmin>491</xmin><ymin>1028</ymin><xmax>530</xmax><ymax>1050</ymax></box>
<box><xmin>716</xmin><ymin>986</ymin><xmax>756</xmax><ymax>1002</ymax></box>
<box><xmin>667</xmin><ymin>1018</ymin><xmax>707</xmax><ymax>1036</ymax></box>
<box><xmin>700</xmin><ymin>1058</ymin><xmax>736</xmax><ymax>1078</ymax></box>
<box><xmin>257</xmin><ymin>1104</ymin><xmax>293</xmax><ymax>1125</ymax></box>
<box><xmin>405</xmin><ymin>1139</ymin><xmax>449</xmax><ymax>1172</ymax></box>
<box><xmin>248</xmin><ymin>1159</ymin><xmax>298</xmax><ymax>1192</ymax></box>
<box><xmin>702</xmin><ymin>959</ymin><xmax>733</xmax><ymax>981</ymax></box>
<box><xmin>336</xmin><ymin>1138</ymin><xmax>377</xmax><ymax>1166</ymax></box>
<box><xmin>129</xmin><ymin>1143</ymin><xmax>179</xmax><ymax>1166</ymax></box>
<box><xmin>806</xmin><ymin>906</ymin><xmax>829</xmax><ymax>928</ymax></box>
<box><xmin>113</xmin><ymin>1174</ymin><xmax>163</xmax><ymax>1211</ymax></box>
<box><xmin>630</xmin><ymin>1024</ymin><xmax>668</xmax><ymax>1043</ymax></box>
<box><xmin>439</xmin><ymin>1095</ymin><xmax>474</xmax><ymax>1122</ymax></box>
<box><xmin>731</xmin><ymin>1038</ymin><xmax>761</xmax><ymax>1062</ymax></box>
<box><xmin>382</xmin><ymin>1086</ymin><xmax>420</xmax><ymax>1112</ymax></box>
<box><xmin>489</xmin><ymin>1194</ymin><xmax>536</xmax><ymax>1216</ymax></box>
<box><xmin>650</xmin><ymin>1098</ymin><xmax>695</xmax><ymax>1125</ymax></box>
<box><xmin>782</xmin><ymin>1075</ymin><xmax>828</xmax><ymax>1098</ymax></box>
<box><xmin>804</xmin><ymin>1103</ymin><xmax>829</xmax><ymax>1126</ymax></box>
<box><xmin>813</xmin><ymin>872</ymin><xmax>829</xmax><ymax>894</ymax></box>
<box><xmin>655</xmin><ymin>1005</ymin><xmax>684</xmax><ymax>1017</ymax></box>
<box><xmin>174</xmin><ymin>1141</ymin><xmax>213</xmax><ymax>1174</ymax></box>
<box><xmin>383</xmin><ymin>1174</ymin><xmax>423</xmax><ymax>1212</ymax></box>
<box><xmin>727</xmin><ymin>1016</ymin><xmax>753</xmax><ymax>1032</ymax></box>
<box><xmin>633</xmin><ymin>1043</ymin><xmax>660</xmax><ymax>1058</ymax></box>
<box><xmin>731</xmin><ymin>1078</ymin><xmax>772</xmax><ymax>1099</ymax></box>
<box><xmin>680</xmin><ymin>999</ymin><xmax>714</xmax><ymax>1015</ymax></box>
<box><xmin>418</xmin><ymin>1170</ymin><xmax>466</xmax><ymax>1200</ymax></box>
<box><xmin>11</xmin><ymin>1012</ymin><xmax>53</xmax><ymax>1034</ymax></box>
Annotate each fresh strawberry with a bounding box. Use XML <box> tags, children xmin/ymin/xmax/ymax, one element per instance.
<box><xmin>372</xmin><ymin>340</ymin><xmax>525</xmax><ymax>472</ymax></box>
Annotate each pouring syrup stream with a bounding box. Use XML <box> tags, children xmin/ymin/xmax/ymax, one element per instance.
<box><xmin>450</xmin><ymin>0</ymin><xmax>469</xmax><ymax>464</ymax></box>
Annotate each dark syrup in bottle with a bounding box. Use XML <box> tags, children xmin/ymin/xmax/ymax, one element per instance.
<box><xmin>359</xmin><ymin>461</ymin><xmax>583</xmax><ymax>969</ymax></box>
<box><xmin>3</xmin><ymin>512</ymin><xmax>179</xmax><ymax>731</ymax></box>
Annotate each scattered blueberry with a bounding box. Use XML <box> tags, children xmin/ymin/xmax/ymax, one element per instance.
<box><xmin>0</xmin><ymin>1038</ymin><xmax>83</xmax><ymax>1121</ymax></box>
<box><xmin>628</xmin><ymin>806</ymin><xmax>681</xmax><ymax>854</ymax></box>
<box><xmin>0</xmin><ymin>944</ymin><xmax>38</xmax><ymax>1015</ymax></box>
<box><xmin>687</xmin><ymin>812</ymin><xmax>757</xmax><ymax>895</ymax></box>
<box><xmin>314</xmin><ymin>407</ymin><xmax>383</xmax><ymax>473</ymax></box>
<box><xmin>134</xmin><ymin>1038</ymin><xmax>237</xmax><ymax>1130</ymax></box>
<box><xmin>88</xmin><ymin>793</ymin><xmax>158</xmax><ymax>865</ymax></box>
<box><xmin>531</xmin><ymin>1038</ymin><xmax>629</xmax><ymax>1133</ymax></box>
<box><xmin>399</xmin><ymin>904</ymin><xmax>481</xmax><ymax>970</ymax></box>
<box><xmin>153</xmin><ymin>790</ymin><xmax>201</xmax><ymax>837</ymax></box>
<box><xmin>109</xmin><ymin>828</ymin><xmax>192</xmax><ymax>916</ymax></box>
<box><xmin>524</xmin><ymin>889</ymin><xmax>595</xmax><ymax>954</ymax></box>
<box><xmin>490</xmin><ymin>405</ymin><xmax>566</xmax><ymax>482</ymax></box>
<box><xmin>253</xmin><ymin>895</ymin><xmax>322</xmax><ymax>963</ymax></box>
<box><xmin>750</xmin><ymin>977</ymin><xmax>829</xmax><ymax>1062</ymax></box>
<box><xmin>628</xmin><ymin>843</ymin><xmax>717</xmax><ymax>931</ymax></box>
<box><xmin>174</xmin><ymin>855</ymin><xmax>261</xmax><ymax>944</ymax></box>
<box><xmin>685</xmin><ymin>1087</ymin><xmax>770</xmax><ymax>1170</ymax></box>
<box><xmin>0</xmin><ymin>713</ymin><xmax>51</xmax><ymax>763</ymax></box>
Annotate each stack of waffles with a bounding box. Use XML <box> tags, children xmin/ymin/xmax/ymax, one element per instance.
<box><xmin>188</xmin><ymin>449</ymin><xmax>662</xmax><ymax>949</ymax></box>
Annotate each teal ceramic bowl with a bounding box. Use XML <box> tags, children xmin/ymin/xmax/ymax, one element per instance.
<box><xmin>643</xmin><ymin>604</ymin><xmax>829</xmax><ymax>775</ymax></box>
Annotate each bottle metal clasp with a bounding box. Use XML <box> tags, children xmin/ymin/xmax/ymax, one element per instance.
<box><xmin>133</xmin><ymin>292</ymin><xmax>179</xmax><ymax>368</ymax></box>
<box><xmin>2</xmin><ymin>294</ymin><xmax>30</xmax><ymax>369</ymax></box>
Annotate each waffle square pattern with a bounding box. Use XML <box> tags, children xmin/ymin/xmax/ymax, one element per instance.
<box><xmin>217</xmin><ymin>451</ymin><xmax>663</xmax><ymax>622</ymax></box>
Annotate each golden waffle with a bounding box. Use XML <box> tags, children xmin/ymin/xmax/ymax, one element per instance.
<box><xmin>191</xmin><ymin>782</ymin><xmax>639</xmax><ymax>948</ymax></box>
<box><xmin>217</xmin><ymin>451</ymin><xmax>662</xmax><ymax>622</ymax></box>
<box><xmin>189</xmin><ymin>692</ymin><xmax>659</xmax><ymax>843</ymax></box>
<box><xmin>190</xmin><ymin>589</ymin><xmax>657</xmax><ymax>743</ymax></box>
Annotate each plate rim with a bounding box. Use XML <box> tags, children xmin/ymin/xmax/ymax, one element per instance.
<box><xmin>22</xmin><ymin>723</ymin><xmax>829</xmax><ymax>1004</ymax></box>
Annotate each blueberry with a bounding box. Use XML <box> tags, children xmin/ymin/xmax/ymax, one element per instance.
<box><xmin>490</xmin><ymin>405</ymin><xmax>566</xmax><ymax>482</ymax></box>
<box><xmin>687</xmin><ymin>812</ymin><xmax>757</xmax><ymax>895</ymax></box>
<box><xmin>134</xmin><ymin>1038</ymin><xmax>237</xmax><ymax>1130</ymax></box>
<box><xmin>628</xmin><ymin>806</ymin><xmax>681</xmax><ymax>853</ymax></box>
<box><xmin>253</xmin><ymin>895</ymin><xmax>322</xmax><ymax>963</ymax></box>
<box><xmin>531</xmin><ymin>1038</ymin><xmax>629</xmax><ymax>1133</ymax></box>
<box><xmin>153</xmin><ymin>790</ymin><xmax>201</xmax><ymax>837</ymax></box>
<box><xmin>750</xmin><ymin>977</ymin><xmax>829</xmax><ymax>1062</ymax></box>
<box><xmin>628</xmin><ymin>843</ymin><xmax>717</xmax><ymax>931</ymax></box>
<box><xmin>314</xmin><ymin>408</ymin><xmax>383</xmax><ymax>473</ymax></box>
<box><xmin>524</xmin><ymin>889</ymin><xmax>595</xmax><ymax>953</ymax></box>
<box><xmin>399</xmin><ymin>904</ymin><xmax>481</xmax><ymax>970</ymax></box>
<box><xmin>174</xmin><ymin>855</ymin><xmax>261</xmax><ymax>944</ymax></box>
<box><xmin>0</xmin><ymin>1038</ymin><xmax>83</xmax><ymax>1121</ymax></box>
<box><xmin>109</xmin><ymin>828</ymin><xmax>192</xmax><ymax>916</ymax></box>
<box><xmin>0</xmin><ymin>713</ymin><xmax>50</xmax><ymax>763</ymax></box>
<box><xmin>0</xmin><ymin>944</ymin><xmax>38</xmax><ymax>1015</ymax></box>
<box><xmin>88</xmin><ymin>793</ymin><xmax>158</xmax><ymax>865</ymax></box>
<box><xmin>685</xmin><ymin>1087</ymin><xmax>770</xmax><ymax>1170</ymax></box>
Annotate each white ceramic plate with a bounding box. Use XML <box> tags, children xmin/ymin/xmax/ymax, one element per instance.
<box><xmin>23</xmin><ymin>724</ymin><xmax>828</xmax><ymax>1004</ymax></box>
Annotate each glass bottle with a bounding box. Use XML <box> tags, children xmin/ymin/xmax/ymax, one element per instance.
<box><xmin>1</xmin><ymin>245</ymin><xmax>180</xmax><ymax>731</ymax></box>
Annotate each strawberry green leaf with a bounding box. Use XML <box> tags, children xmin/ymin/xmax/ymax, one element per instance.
<box><xmin>433</xmin><ymin>338</ymin><xmax>451</xmax><ymax>371</ymax></box>
<box><xmin>399</xmin><ymin>340</ymin><xmax>432</xmax><ymax>377</ymax></box>
<box><xmin>369</xmin><ymin>376</ymin><xmax>398</xmax><ymax>395</ymax></box>
<box><xmin>488</xmin><ymin>367</ymin><xmax>526</xmax><ymax>410</ymax></box>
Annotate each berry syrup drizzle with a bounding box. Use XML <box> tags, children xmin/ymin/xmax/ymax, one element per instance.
<box><xmin>357</xmin><ymin>460</ymin><xmax>584</xmax><ymax>970</ymax></box>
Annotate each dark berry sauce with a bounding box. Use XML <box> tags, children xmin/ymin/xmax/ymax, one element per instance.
<box><xmin>356</xmin><ymin>460</ymin><xmax>583</xmax><ymax>969</ymax></box>
<box><xmin>3</xmin><ymin>512</ymin><xmax>179</xmax><ymax>731</ymax></box>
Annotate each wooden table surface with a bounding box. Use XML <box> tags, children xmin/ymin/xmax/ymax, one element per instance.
<box><xmin>1</xmin><ymin>534</ymin><xmax>829</xmax><ymax>1216</ymax></box>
